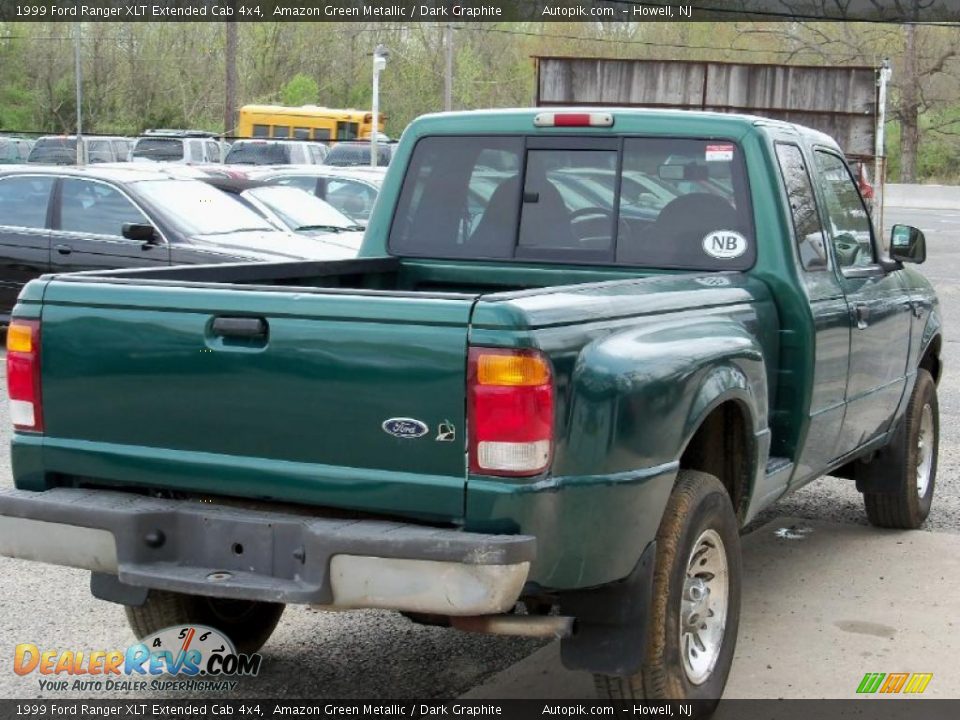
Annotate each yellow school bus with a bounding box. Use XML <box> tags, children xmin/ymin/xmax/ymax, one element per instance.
<box><xmin>236</xmin><ymin>105</ymin><xmax>384</xmax><ymax>141</ymax></box>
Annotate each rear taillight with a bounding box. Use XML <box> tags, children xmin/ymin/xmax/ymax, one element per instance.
<box><xmin>468</xmin><ymin>348</ymin><xmax>554</xmax><ymax>477</ymax></box>
<box><xmin>6</xmin><ymin>319</ymin><xmax>43</xmax><ymax>432</ymax></box>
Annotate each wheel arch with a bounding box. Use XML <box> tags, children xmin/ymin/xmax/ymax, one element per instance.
<box><xmin>919</xmin><ymin>333</ymin><xmax>942</xmax><ymax>385</ymax></box>
<box><xmin>678</xmin><ymin>391</ymin><xmax>759</xmax><ymax>524</ymax></box>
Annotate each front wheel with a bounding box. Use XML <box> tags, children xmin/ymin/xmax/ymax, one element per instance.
<box><xmin>125</xmin><ymin>590</ymin><xmax>284</xmax><ymax>654</ymax></box>
<box><xmin>862</xmin><ymin>368</ymin><xmax>938</xmax><ymax>529</ymax></box>
<box><xmin>594</xmin><ymin>470</ymin><xmax>742</xmax><ymax>704</ymax></box>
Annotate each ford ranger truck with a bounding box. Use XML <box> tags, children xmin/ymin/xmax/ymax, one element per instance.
<box><xmin>0</xmin><ymin>109</ymin><xmax>941</xmax><ymax>703</ymax></box>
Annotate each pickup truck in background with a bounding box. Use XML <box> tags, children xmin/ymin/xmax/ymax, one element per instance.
<box><xmin>0</xmin><ymin>108</ymin><xmax>941</xmax><ymax>704</ymax></box>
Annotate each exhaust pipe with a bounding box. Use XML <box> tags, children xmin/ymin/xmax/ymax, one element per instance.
<box><xmin>450</xmin><ymin>614</ymin><xmax>574</xmax><ymax>639</ymax></box>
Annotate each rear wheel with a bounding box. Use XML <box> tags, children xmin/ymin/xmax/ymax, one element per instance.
<box><xmin>125</xmin><ymin>590</ymin><xmax>284</xmax><ymax>654</ymax></box>
<box><xmin>594</xmin><ymin>470</ymin><xmax>741</xmax><ymax>704</ymax></box>
<box><xmin>863</xmin><ymin>369</ymin><xmax>938</xmax><ymax>529</ymax></box>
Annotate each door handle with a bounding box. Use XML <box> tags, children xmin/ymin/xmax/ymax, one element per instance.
<box><xmin>54</xmin><ymin>244</ymin><xmax>72</xmax><ymax>255</ymax></box>
<box><xmin>211</xmin><ymin>316</ymin><xmax>268</xmax><ymax>339</ymax></box>
<box><xmin>854</xmin><ymin>304</ymin><xmax>870</xmax><ymax>330</ymax></box>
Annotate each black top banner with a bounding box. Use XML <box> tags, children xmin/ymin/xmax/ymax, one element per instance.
<box><xmin>4</xmin><ymin>699</ymin><xmax>960</xmax><ymax>720</ymax></box>
<box><xmin>1</xmin><ymin>0</ymin><xmax>959</xmax><ymax>23</ymax></box>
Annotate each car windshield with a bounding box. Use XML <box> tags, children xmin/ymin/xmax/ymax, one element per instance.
<box><xmin>133</xmin><ymin>138</ymin><xmax>184</xmax><ymax>161</ymax></box>
<box><xmin>246</xmin><ymin>186</ymin><xmax>357</xmax><ymax>232</ymax></box>
<box><xmin>225</xmin><ymin>142</ymin><xmax>289</xmax><ymax>165</ymax></box>
<box><xmin>326</xmin><ymin>143</ymin><xmax>390</xmax><ymax>167</ymax></box>
<box><xmin>133</xmin><ymin>179</ymin><xmax>276</xmax><ymax>235</ymax></box>
<box><xmin>28</xmin><ymin>138</ymin><xmax>77</xmax><ymax>164</ymax></box>
<box><xmin>389</xmin><ymin>135</ymin><xmax>755</xmax><ymax>271</ymax></box>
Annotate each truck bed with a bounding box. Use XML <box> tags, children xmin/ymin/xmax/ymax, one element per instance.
<box><xmin>55</xmin><ymin>256</ymin><xmax>658</xmax><ymax>297</ymax></box>
<box><xmin>19</xmin><ymin>257</ymin><xmax>772</xmax><ymax>531</ymax></box>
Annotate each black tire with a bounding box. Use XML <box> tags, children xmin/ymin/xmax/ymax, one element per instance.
<box><xmin>125</xmin><ymin>590</ymin><xmax>284</xmax><ymax>654</ymax></box>
<box><xmin>863</xmin><ymin>369</ymin><xmax>938</xmax><ymax>529</ymax></box>
<box><xmin>594</xmin><ymin>470</ymin><xmax>742</xmax><ymax>704</ymax></box>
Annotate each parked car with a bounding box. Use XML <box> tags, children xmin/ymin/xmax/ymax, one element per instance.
<box><xmin>307</xmin><ymin>142</ymin><xmax>329</xmax><ymax>164</ymax></box>
<box><xmin>225</xmin><ymin>139</ymin><xmax>318</xmax><ymax>165</ymax></box>
<box><xmin>131</xmin><ymin>129</ymin><xmax>225</xmax><ymax>165</ymax></box>
<box><xmin>0</xmin><ymin>166</ymin><xmax>354</xmax><ymax>321</ymax></box>
<box><xmin>27</xmin><ymin>135</ymin><xmax>128</xmax><ymax>165</ymax></box>
<box><xmin>111</xmin><ymin>137</ymin><xmax>135</xmax><ymax>163</ymax></box>
<box><xmin>0</xmin><ymin>109</ymin><xmax>941</xmax><ymax>707</ymax></box>
<box><xmin>244</xmin><ymin>166</ymin><xmax>384</xmax><ymax>226</ymax></box>
<box><xmin>0</xmin><ymin>136</ymin><xmax>34</xmax><ymax>164</ymax></box>
<box><xmin>325</xmin><ymin>140</ymin><xmax>395</xmax><ymax>167</ymax></box>
<box><xmin>200</xmin><ymin>176</ymin><xmax>364</xmax><ymax>254</ymax></box>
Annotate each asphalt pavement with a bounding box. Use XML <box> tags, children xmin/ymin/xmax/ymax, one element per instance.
<box><xmin>0</xmin><ymin>205</ymin><xmax>958</xmax><ymax>700</ymax></box>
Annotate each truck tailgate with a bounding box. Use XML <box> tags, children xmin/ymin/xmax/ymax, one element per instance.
<box><xmin>36</xmin><ymin>280</ymin><xmax>475</xmax><ymax>521</ymax></box>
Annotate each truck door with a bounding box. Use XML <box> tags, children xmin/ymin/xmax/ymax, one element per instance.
<box><xmin>813</xmin><ymin>149</ymin><xmax>912</xmax><ymax>455</ymax></box>
<box><xmin>772</xmin><ymin>142</ymin><xmax>849</xmax><ymax>476</ymax></box>
<box><xmin>50</xmin><ymin>177</ymin><xmax>170</xmax><ymax>271</ymax></box>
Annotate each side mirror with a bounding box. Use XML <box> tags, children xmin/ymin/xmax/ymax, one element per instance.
<box><xmin>889</xmin><ymin>224</ymin><xmax>926</xmax><ymax>264</ymax></box>
<box><xmin>122</xmin><ymin>222</ymin><xmax>157</xmax><ymax>243</ymax></box>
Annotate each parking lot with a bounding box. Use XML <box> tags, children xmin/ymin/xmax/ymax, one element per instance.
<box><xmin>0</xmin><ymin>203</ymin><xmax>958</xmax><ymax>700</ymax></box>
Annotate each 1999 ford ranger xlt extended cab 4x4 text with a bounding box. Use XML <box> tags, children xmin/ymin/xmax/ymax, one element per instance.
<box><xmin>0</xmin><ymin>109</ymin><xmax>941</xmax><ymax>703</ymax></box>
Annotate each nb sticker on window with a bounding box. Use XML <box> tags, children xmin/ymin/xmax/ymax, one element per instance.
<box><xmin>702</xmin><ymin>230</ymin><xmax>748</xmax><ymax>259</ymax></box>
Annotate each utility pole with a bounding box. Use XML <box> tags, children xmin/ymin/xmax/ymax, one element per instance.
<box><xmin>74</xmin><ymin>21</ymin><xmax>83</xmax><ymax>165</ymax></box>
<box><xmin>444</xmin><ymin>23</ymin><xmax>453</xmax><ymax>112</ymax></box>
<box><xmin>875</xmin><ymin>58</ymin><xmax>892</xmax><ymax>240</ymax></box>
<box><xmin>224</xmin><ymin>20</ymin><xmax>238</xmax><ymax>136</ymax></box>
<box><xmin>371</xmin><ymin>45</ymin><xmax>389</xmax><ymax>168</ymax></box>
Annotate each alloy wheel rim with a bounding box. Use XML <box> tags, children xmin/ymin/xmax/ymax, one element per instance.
<box><xmin>916</xmin><ymin>403</ymin><xmax>934</xmax><ymax>497</ymax></box>
<box><xmin>680</xmin><ymin>528</ymin><xmax>729</xmax><ymax>685</ymax></box>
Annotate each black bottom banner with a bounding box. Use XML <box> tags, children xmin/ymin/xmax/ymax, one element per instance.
<box><xmin>3</xmin><ymin>700</ymin><xmax>960</xmax><ymax>720</ymax></box>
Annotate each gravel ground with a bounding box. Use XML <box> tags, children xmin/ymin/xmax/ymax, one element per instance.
<box><xmin>0</xmin><ymin>205</ymin><xmax>956</xmax><ymax>699</ymax></box>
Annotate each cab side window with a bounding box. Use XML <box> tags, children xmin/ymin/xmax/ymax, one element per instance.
<box><xmin>0</xmin><ymin>176</ymin><xmax>55</xmax><ymax>229</ymax></box>
<box><xmin>59</xmin><ymin>179</ymin><xmax>148</xmax><ymax>237</ymax></box>
<box><xmin>775</xmin><ymin>143</ymin><xmax>828</xmax><ymax>270</ymax></box>
<box><xmin>327</xmin><ymin>179</ymin><xmax>378</xmax><ymax>223</ymax></box>
<box><xmin>815</xmin><ymin>150</ymin><xmax>875</xmax><ymax>269</ymax></box>
<box><xmin>275</xmin><ymin>176</ymin><xmax>318</xmax><ymax>194</ymax></box>
<box><xmin>87</xmin><ymin>140</ymin><xmax>114</xmax><ymax>164</ymax></box>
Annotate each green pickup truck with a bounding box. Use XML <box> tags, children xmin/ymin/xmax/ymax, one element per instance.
<box><xmin>0</xmin><ymin>109</ymin><xmax>941</xmax><ymax>702</ymax></box>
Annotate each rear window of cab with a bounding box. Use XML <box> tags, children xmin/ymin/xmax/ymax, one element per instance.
<box><xmin>388</xmin><ymin>135</ymin><xmax>755</xmax><ymax>271</ymax></box>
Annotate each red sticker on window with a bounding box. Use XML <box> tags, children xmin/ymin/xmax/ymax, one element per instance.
<box><xmin>706</xmin><ymin>144</ymin><xmax>734</xmax><ymax>162</ymax></box>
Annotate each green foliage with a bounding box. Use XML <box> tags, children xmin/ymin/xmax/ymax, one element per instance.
<box><xmin>919</xmin><ymin>105</ymin><xmax>960</xmax><ymax>182</ymax></box>
<box><xmin>885</xmin><ymin>108</ymin><xmax>960</xmax><ymax>184</ymax></box>
<box><xmin>884</xmin><ymin>122</ymin><xmax>901</xmax><ymax>181</ymax></box>
<box><xmin>0</xmin><ymin>85</ymin><xmax>34</xmax><ymax>131</ymax></box>
<box><xmin>280</xmin><ymin>73</ymin><xmax>319</xmax><ymax>106</ymax></box>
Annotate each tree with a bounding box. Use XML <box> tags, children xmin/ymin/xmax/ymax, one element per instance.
<box><xmin>751</xmin><ymin>20</ymin><xmax>960</xmax><ymax>182</ymax></box>
<box><xmin>225</xmin><ymin>20</ymin><xmax>238</xmax><ymax>134</ymax></box>
<box><xmin>280</xmin><ymin>73</ymin><xmax>319</xmax><ymax>106</ymax></box>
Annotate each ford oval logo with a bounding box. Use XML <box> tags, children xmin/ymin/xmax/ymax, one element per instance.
<box><xmin>382</xmin><ymin>418</ymin><xmax>429</xmax><ymax>439</ymax></box>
